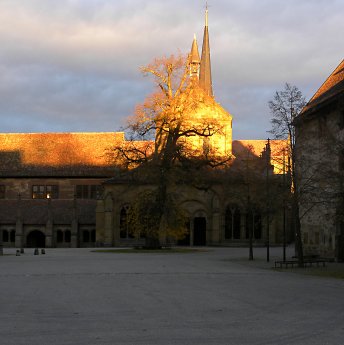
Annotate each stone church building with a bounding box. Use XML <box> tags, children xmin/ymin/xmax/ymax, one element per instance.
<box><xmin>295</xmin><ymin>59</ymin><xmax>344</xmax><ymax>261</ymax></box>
<box><xmin>0</xmin><ymin>10</ymin><xmax>288</xmax><ymax>249</ymax></box>
<box><xmin>96</xmin><ymin>9</ymin><xmax>289</xmax><ymax>248</ymax></box>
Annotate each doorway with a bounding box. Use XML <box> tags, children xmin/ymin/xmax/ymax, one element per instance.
<box><xmin>193</xmin><ymin>217</ymin><xmax>206</xmax><ymax>246</ymax></box>
<box><xmin>26</xmin><ymin>230</ymin><xmax>46</xmax><ymax>248</ymax></box>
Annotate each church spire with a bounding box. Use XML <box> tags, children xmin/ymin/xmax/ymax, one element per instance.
<box><xmin>199</xmin><ymin>4</ymin><xmax>213</xmax><ymax>97</ymax></box>
<box><xmin>189</xmin><ymin>34</ymin><xmax>201</xmax><ymax>78</ymax></box>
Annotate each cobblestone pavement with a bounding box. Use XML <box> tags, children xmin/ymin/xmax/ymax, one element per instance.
<box><xmin>1</xmin><ymin>246</ymin><xmax>343</xmax><ymax>345</ymax></box>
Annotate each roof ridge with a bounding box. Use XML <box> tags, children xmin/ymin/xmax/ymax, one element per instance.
<box><xmin>308</xmin><ymin>59</ymin><xmax>344</xmax><ymax>104</ymax></box>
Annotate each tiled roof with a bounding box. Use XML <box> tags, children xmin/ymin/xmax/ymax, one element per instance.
<box><xmin>301</xmin><ymin>59</ymin><xmax>344</xmax><ymax>114</ymax></box>
<box><xmin>0</xmin><ymin>132</ymin><xmax>123</xmax><ymax>177</ymax></box>
<box><xmin>233</xmin><ymin>139</ymin><xmax>288</xmax><ymax>174</ymax></box>
<box><xmin>233</xmin><ymin>139</ymin><xmax>286</xmax><ymax>157</ymax></box>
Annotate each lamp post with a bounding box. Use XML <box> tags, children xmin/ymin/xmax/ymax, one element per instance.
<box><xmin>0</xmin><ymin>231</ymin><xmax>3</xmax><ymax>256</ymax></box>
<box><xmin>283</xmin><ymin>148</ymin><xmax>287</xmax><ymax>262</ymax></box>
<box><xmin>266</xmin><ymin>139</ymin><xmax>270</xmax><ymax>262</ymax></box>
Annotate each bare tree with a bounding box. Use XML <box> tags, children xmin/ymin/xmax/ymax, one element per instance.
<box><xmin>114</xmin><ymin>54</ymin><xmax>230</xmax><ymax>247</ymax></box>
<box><xmin>269</xmin><ymin>83</ymin><xmax>306</xmax><ymax>266</ymax></box>
<box><xmin>220</xmin><ymin>144</ymin><xmax>274</xmax><ymax>261</ymax></box>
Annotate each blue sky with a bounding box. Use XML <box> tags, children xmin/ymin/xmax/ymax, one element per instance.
<box><xmin>0</xmin><ymin>0</ymin><xmax>343</xmax><ymax>139</ymax></box>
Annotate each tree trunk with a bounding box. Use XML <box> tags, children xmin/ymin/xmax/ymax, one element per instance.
<box><xmin>144</xmin><ymin>167</ymin><xmax>169</xmax><ymax>249</ymax></box>
<box><xmin>248</xmin><ymin>212</ymin><xmax>254</xmax><ymax>260</ymax></box>
<box><xmin>293</xmin><ymin>199</ymin><xmax>304</xmax><ymax>267</ymax></box>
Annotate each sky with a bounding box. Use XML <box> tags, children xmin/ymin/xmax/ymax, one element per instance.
<box><xmin>0</xmin><ymin>0</ymin><xmax>343</xmax><ymax>139</ymax></box>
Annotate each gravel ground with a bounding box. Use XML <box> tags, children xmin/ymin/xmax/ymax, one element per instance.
<box><xmin>0</xmin><ymin>246</ymin><xmax>343</xmax><ymax>345</ymax></box>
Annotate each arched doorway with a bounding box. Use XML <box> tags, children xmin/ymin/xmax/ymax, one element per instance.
<box><xmin>26</xmin><ymin>230</ymin><xmax>46</xmax><ymax>248</ymax></box>
<box><xmin>194</xmin><ymin>217</ymin><xmax>206</xmax><ymax>246</ymax></box>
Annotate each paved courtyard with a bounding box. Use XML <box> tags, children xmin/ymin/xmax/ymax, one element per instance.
<box><xmin>0</xmin><ymin>246</ymin><xmax>343</xmax><ymax>345</ymax></box>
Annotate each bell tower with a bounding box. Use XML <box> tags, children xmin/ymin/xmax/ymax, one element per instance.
<box><xmin>189</xmin><ymin>34</ymin><xmax>201</xmax><ymax>78</ymax></box>
<box><xmin>184</xmin><ymin>5</ymin><xmax>233</xmax><ymax>158</ymax></box>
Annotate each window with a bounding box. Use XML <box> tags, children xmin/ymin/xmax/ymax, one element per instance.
<box><xmin>225</xmin><ymin>205</ymin><xmax>241</xmax><ymax>239</ymax></box>
<box><xmin>0</xmin><ymin>185</ymin><xmax>5</xmax><ymax>199</ymax></box>
<box><xmin>83</xmin><ymin>230</ymin><xmax>90</xmax><ymax>242</ymax></box>
<box><xmin>76</xmin><ymin>185</ymin><xmax>88</xmax><ymax>199</ymax></box>
<box><xmin>46</xmin><ymin>185</ymin><xmax>59</xmax><ymax>199</ymax></box>
<box><xmin>57</xmin><ymin>230</ymin><xmax>63</xmax><ymax>243</ymax></box>
<box><xmin>2</xmin><ymin>230</ymin><xmax>9</xmax><ymax>242</ymax></box>
<box><xmin>120</xmin><ymin>205</ymin><xmax>134</xmax><ymax>239</ymax></box>
<box><xmin>56</xmin><ymin>229</ymin><xmax>71</xmax><ymax>244</ymax></box>
<box><xmin>1</xmin><ymin>229</ymin><xmax>14</xmax><ymax>243</ymax></box>
<box><xmin>65</xmin><ymin>231</ymin><xmax>71</xmax><ymax>243</ymax></box>
<box><xmin>76</xmin><ymin>185</ymin><xmax>102</xmax><ymax>199</ymax></box>
<box><xmin>90</xmin><ymin>186</ymin><xmax>99</xmax><ymax>199</ymax></box>
<box><xmin>245</xmin><ymin>208</ymin><xmax>262</xmax><ymax>240</ymax></box>
<box><xmin>32</xmin><ymin>185</ymin><xmax>59</xmax><ymax>199</ymax></box>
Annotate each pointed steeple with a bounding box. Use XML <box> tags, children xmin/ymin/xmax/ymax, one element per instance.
<box><xmin>189</xmin><ymin>34</ymin><xmax>201</xmax><ymax>78</ymax></box>
<box><xmin>199</xmin><ymin>5</ymin><xmax>213</xmax><ymax>97</ymax></box>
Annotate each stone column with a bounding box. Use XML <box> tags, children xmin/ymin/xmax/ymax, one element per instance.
<box><xmin>190</xmin><ymin>219</ymin><xmax>194</xmax><ymax>246</ymax></box>
<box><xmin>241</xmin><ymin>212</ymin><xmax>247</xmax><ymax>240</ymax></box>
<box><xmin>71</xmin><ymin>198</ymin><xmax>78</xmax><ymax>248</ymax></box>
<box><xmin>103</xmin><ymin>193</ymin><xmax>114</xmax><ymax>246</ymax></box>
<box><xmin>45</xmin><ymin>199</ymin><xmax>53</xmax><ymax>248</ymax></box>
<box><xmin>211</xmin><ymin>212</ymin><xmax>220</xmax><ymax>245</ymax></box>
<box><xmin>95</xmin><ymin>199</ymin><xmax>105</xmax><ymax>246</ymax></box>
<box><xmin>15</xmin><ymin>194</ymin><xmax>23</xmax><ymax>248</ymax></box>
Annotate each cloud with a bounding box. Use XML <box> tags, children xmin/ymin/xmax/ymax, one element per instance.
<box><xmin>0</xmin><ymin>0</ymin><xmax>343</xmax><ymax>138</ymax></box>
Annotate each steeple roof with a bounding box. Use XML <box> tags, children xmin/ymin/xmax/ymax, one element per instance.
<box><xmin>190</xmin><ymin>34</ymin><xmax>201</xmax><ymax>64</ymax></box>
<box><xmin>199</xmin><ymin>7</ymin><xmax>213</xmax><ymax>97</ymax></box>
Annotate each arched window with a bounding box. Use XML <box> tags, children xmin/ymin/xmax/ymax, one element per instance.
<box><xmin>10</xmin><ymin>230</ymin><xmax>16</xmax><ymax>243</ymax></box>
<box><xmin>57</xmin><ymin>230</ymin><xmax>63</xmax><ymax>243</ymax></box>
<box><xmin>245</xmin><ymin>207</ymin><xmax>262</xmax><ymax>240</ymax></box>
<box><xmin>120</xmin><ymin>205</ymin><xmax>134</xmax><ymax>239</ymax></box>
<box><xmin>2</xmin><ymin>230</ymin><xmax>9</xmax><ymax>242</ymax></box>
<box><xmin>83</xmin><ymin>230</ymin><xmax>90</xmax><ymax>243</ymax></box>
<box><xmin>225</xmin><ymin>205</ymin><xmax>241</xmax><ymax>239</ymax></box>
<box><xmin>65</xmin><ymin>230</ymin><xmax>71</xmax><ymax>243</ymax></box>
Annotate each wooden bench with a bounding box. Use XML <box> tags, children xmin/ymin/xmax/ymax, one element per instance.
<box><xmin>275</xmin><ymin>260</ymin><xmax>299</xmax><ymax>268</ymax></box>
<box><xmin>303</xmin><ymin>259</ymin><xmax>326</xmax><ymax>267</ymax></box>
<box><xmin>275</xmin><ymin>259</ymin><xmax>327</xmax><ymax>268</ymax></box>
